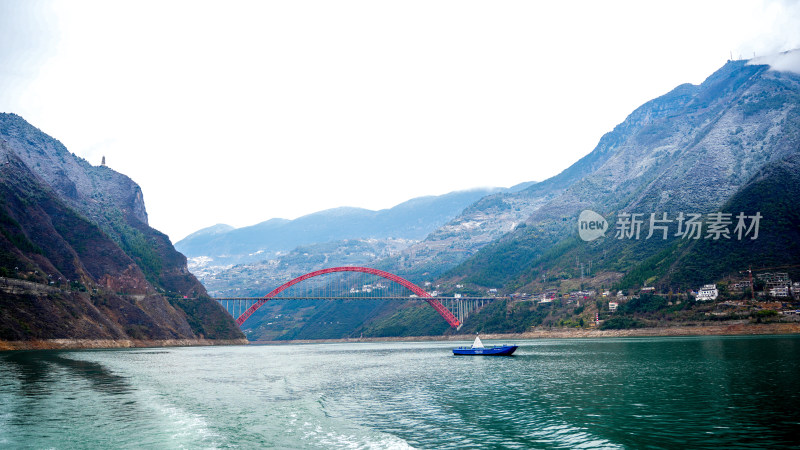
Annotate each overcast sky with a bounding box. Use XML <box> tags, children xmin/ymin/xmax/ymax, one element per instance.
<box><xmin>2</xmin><ymin>0</ymin><xmax>799</xmax><ymax>242</ymax></box>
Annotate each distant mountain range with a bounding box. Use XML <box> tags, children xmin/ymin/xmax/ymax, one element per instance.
<box><xmin>176</xmin><ymin>187</ymin><xmax>506</xmax><ymax>267</ymax></box>
<box><xmin>0</xmin><ymin>113</ymin><xmax>242</xmax><ymax>345</ymax></box>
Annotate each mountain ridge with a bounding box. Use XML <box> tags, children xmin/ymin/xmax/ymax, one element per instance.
<box><xmin>448</xmin><ymin>58</ymin><xmax>800</xmax><ymax>293</ymax></box>
<box><xmin>176</xmin><ymin>187</ymin><xmax>505</xmax><ymax>266</ymax></box>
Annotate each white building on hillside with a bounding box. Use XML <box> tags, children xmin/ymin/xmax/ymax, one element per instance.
<box><xmin>697</xmin><ymin>284</ymin><xmax>718</xmax><ymax>301</ymax></box>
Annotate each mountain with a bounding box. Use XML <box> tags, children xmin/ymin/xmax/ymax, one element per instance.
<box><xmin>446</xmin><ymin>57</ymin><xmax>800</xmax><ymax>293</ymax></box>
<box><xmin>176</xmin><ymin>188</ymin><xmax>503</xmax><ymax>267</ymax></box>
<box><xmin>180</xmin><ymin>187</ymin><xmax>511</xmax><ymax>301</ymax></box>
<box><xmin>0</xmin><ymin>113</ymin><xmax>243</xmax><ymax>346</ymax></box>
<box><xmin>197</xmin><ymin>238</ymin><xmax>413</xmax><ymax>298</ymax></box>
<box><xmin>441</xmin><ymin>152</ymin><xmax>800</xmax><ymax>335</ymax></box>
<box><xmin>183</xmin><ymin>223</ymin><xmax>236</xmax><ymax>241</ymax></box>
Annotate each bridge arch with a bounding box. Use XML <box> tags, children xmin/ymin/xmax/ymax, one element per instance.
<box><xmin>235</xmin><ymin>266</ymin><xmax>460</xmax><ymax>328</ymax></box>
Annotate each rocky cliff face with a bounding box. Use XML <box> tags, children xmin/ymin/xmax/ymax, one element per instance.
<box><xmin>0</xmin><ymin>114</ymin><xmax>148</xmax><ymax>225</ymax></box>
<box><xmin>529</xmin><ymin>60</ymin><xmax>799</xmax><ymax>221</ymax></box>
<box><xmin>0</xmin><ymin>114</ymin><xmax>243</xmax><ymax>343</ymax></box>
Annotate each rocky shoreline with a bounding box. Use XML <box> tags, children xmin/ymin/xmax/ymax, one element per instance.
<box><xmin>0</xmin><ymin>338</ymin><xmax>248</xmax><ymax>351</ymax></box>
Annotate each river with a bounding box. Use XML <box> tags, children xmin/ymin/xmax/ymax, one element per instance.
<box><xmin>1</xmin><ymin>335</ymin><xmax>798</xmax><ymax>449</ymax></box>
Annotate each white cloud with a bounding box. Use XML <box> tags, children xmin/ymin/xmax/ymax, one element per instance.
<box><xmin>749</xmin><ymin>49</ymin><xmax>800</xmax><ymax>75</ymax></box>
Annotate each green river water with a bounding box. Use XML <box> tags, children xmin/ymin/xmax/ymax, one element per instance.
<box><xmin>1</xmin><ymin>335</ymin><xmax>798</xmax><ymax>449</ymax></box>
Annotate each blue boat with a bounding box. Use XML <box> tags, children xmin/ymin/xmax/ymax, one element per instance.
<box><xmin>453</xmin><ymin>336</ymin><xmax>518</xmax><ymax>356</ymax></box>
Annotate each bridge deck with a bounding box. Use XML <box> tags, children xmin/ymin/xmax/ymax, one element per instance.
<box><xmin>212</xmin><ymin>296</ymin><xmax>501</xmax><ymax>301</ymax></box>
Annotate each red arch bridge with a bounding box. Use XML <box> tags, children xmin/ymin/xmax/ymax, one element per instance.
<box><xmin>213</xmin><ymin>266</ymin><xmax>500</xmax><ymax>329</ymax></box>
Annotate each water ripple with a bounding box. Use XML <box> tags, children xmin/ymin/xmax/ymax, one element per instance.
<box><xmin>1</xmin><ymin>336</ymin><xmax>799</xmax><ymax>448</ymax></box>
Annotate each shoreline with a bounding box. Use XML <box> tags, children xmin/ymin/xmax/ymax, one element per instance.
<box><xmin>251</xmin><ymin>322</ymin><xmax>800</xmax><ymax>345</ymax></box>
<box><xmin>3</xmin><ymin>322</ymin><xmax>798</xmax><ymax>351</ymax></box>
<box><xmin>0</xmin><ymin>338</ymin><xmax>248</xmax><ymax>352</ymax></box>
